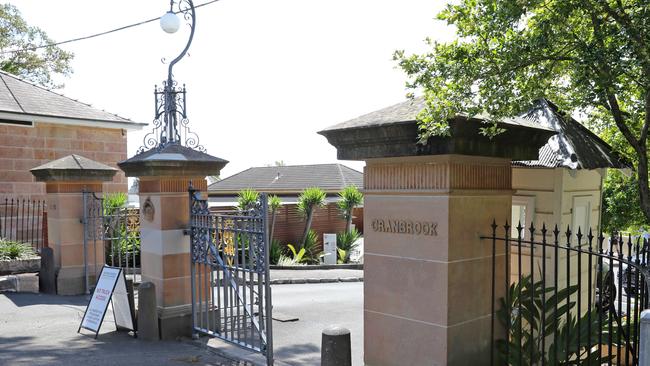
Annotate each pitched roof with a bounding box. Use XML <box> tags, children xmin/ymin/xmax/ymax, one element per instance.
<box><xmin>208</xmin><ymin>164</ymin><xmax>363</xmax><ymax>194</ymax></box>
<box><xmin>513</xmin><ymin>99</ymin><xmax>630</xmax><ymax>169</ymax></box>
<box><xmin>0</xmin><ymin>70</ymin><xmax>145</xmax><ymax>129</ymax></box>
<box><xmin>322</xmin><ymin>96</ymin><xmax>547</xmax><ymax>132</ymax></box>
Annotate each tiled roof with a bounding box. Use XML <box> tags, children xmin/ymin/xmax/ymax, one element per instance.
<box><xmin>208</xmin><ymin>164</ymin><xmax>363</xmax><ymax>193</ymax></box>
<box><xmin>513</xmin><ymin>99</ymin><xmax>630</xmax><ymax>169</ymax></box>
<box><xmin>0</xmin><ymin>70</ymin><xmax>143</xmax><ymax>127</ymax></box>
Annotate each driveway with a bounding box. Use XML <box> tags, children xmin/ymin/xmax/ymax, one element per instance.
<box><xmin>0</xmin><ymin>293</ymin><xmax>248</xmax><ymax>366</ymax></box>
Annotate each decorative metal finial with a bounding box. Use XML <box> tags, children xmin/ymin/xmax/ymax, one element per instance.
<box><xmin>139</xmin><ymin>0</ymin><xmax>205</xmax><ymax>154</ymax></box>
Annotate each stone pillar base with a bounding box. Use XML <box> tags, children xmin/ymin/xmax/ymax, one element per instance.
<box><xmin>159</xmin><ymin>305</ymin><xmax>193</xmax><ymax>340</ymax></box>
<box><xmin>56</xmin><ymin>267</ymin><xmax>97</xmax><ymax>295</ymax></box>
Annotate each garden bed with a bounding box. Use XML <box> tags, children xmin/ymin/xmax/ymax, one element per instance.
<box><xmin>270</xmin><ymin>263</ymin><xmax>363</xmax><ymax>270</ymax></box>
<box><xmin>0</xmin><ymin>239</ymin><xmax>40</xmax><ymax>275</ymax></box>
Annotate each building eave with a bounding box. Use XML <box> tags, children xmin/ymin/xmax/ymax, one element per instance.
<box><xmin>0</xmin><ymin>110</ymin><xmax>147</xmax><ymax>131</ymax></box>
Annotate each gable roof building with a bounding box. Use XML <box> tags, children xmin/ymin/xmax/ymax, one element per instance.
<box><xmin>208</xmin><ymin>163</ymin><xmax>363</xmax><ymax>196</ymax></box>
<box><xmin>0</xmin><ymin>71</ymin><xmax>145</xmax><ymax>198</ymax></box>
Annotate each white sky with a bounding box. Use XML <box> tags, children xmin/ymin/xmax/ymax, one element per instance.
<box><xmin>9</xmin><ymin>0</ymin><xmax>453</xmax><ymax>178</ymax></box>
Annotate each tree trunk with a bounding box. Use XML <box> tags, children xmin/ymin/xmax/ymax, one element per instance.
<box><xmin>301</xmin><ymin>210</ymin><xmax>313</xmax><ymax>247</ymax></box>
<box><xmin>637</xmin><ymin>147</ymin><xmax>650</xmax><ymax>223</ymax></box>
<box><xmin>346</xmin><ymin>209</ymin><xmax>353</xmax><ymax>233</ymax></box>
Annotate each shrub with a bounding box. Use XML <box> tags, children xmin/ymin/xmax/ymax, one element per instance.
<box><xmin>0</xmin><ymin>239</ymin><xmax>36</xmax><ymax>260</ymax></box>
<box><xmin>237</xmin><ymin>188</ymin><xmax>260</xmax><ymax>211</ymax></box>
<box><xmin>270</xmin><ymin>239</ymin><xmax>283</xmax><ymax>265</ymax></box>
<box><xmin>336</xmin><ymin>229</ymin><xmax>361</xmax><ymax>263</ymax></box>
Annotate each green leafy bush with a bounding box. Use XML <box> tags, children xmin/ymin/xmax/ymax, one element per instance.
<box><xmin>277</xmin><ymin>244</ymin><xmax>307</xmax><ymax>266</ymax></box>
<box><xmin>301</xmin><ymin>230</ymin><xmax>322</xmax><ymax>264</ymax></box>
<box><xmin>336</xmin><ymin>229</ymin><xmax>361</xmax><ymax>263</ymax></box>
<box><xmin>237</xmin><ymin>188</ymin><xmax>260</xmax><ymax>211</ymax></box>
<box><xmin>0</xmin><ymin>239</ymin><xmax>36</xmax><ymax>260</ymax></box>
<box><xmin>497</xmin><ymin>275</ymin><xmax>616</xmax><ymax>365</ymax></box>
<box><xmin>270</xmin><ymin>239</ymin><xmax>283</xmax><ymax>265</ymax></box>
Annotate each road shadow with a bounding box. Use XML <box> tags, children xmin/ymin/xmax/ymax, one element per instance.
<box><xmin>274</xmin><ymin>342</ymin><xmax>320</xmax><ymax>365</ymax></box>
<box><xmin>1</xmin><ymin>292</ymin><xmax>88</xmax><ymax>307</ymax></box>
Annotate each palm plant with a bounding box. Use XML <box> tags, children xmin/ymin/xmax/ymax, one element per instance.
<box><xmin>268</xmin><ymin>195</ymin><xmax>281</xmax><ymax>242</ymax></box>
<box><xmin>297</xmin><ymin>187</ymin><xmax>326</xmax><ymax>247</ymax></box>
<box><xmin>237</xmin><ymin>188</ymin><xmax>260</xmax><ymax>211</ymax></box>
<box><xmin>337</xmin><ymin>186</ymin><xmax>363</xmax><ymax>233</ymax></box>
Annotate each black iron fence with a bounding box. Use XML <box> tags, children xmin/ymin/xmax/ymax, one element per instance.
<box><xmin>0</xmin><ymin>197</ymin><xmax>47</xmax><ymax>251</ymax></box>
<box><xmin>484</xmin><ymin>221</ymin><xmax>650</xmax><ymax>366</ymax></box>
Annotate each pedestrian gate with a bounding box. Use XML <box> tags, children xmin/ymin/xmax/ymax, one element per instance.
<box><xmin>188</xmin><ymin>188</ymin><xmax>273</xmax><ymax>365</ymax></box>
<box><xmin>82</xmin><ymin>191</ymin><xmax>141</xmax><ymax>294</ymax></box>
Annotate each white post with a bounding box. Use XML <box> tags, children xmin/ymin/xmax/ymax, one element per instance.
<box><xmin>640</xmin><ymin>309</ymin><xmax>650</xmax><ymax>366</ymax></box>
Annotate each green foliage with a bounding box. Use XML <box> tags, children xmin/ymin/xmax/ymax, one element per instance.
<box><xmin>268</xmin><ymin>195</ymin><xmax>281</xmax><ymax>211</ymax></box>
<box><xmin>102</xmin><ymin>193</ymin><xmax>139</xmax><ymax>267</ymax></box>
<box><xmin>278</xmin><ymin>244</ymin><xmax>307</xmax><ymax>266</ymax></box>
<box><xmin>298</xmin><ymin>187</ymin><xmax>326</xmax><ymax>247</ymax></box>
<box><xmin>336</xmin><ymin>229</ymin><xmax>361</xmax><ymax>263</ymax></box>
<box><xmin>497</xmin><ymin>275</ymin><xmax>614</xmax><ymax>365</ymax></box>
<box><xmin>0</xmin><ymin>4</ymin><xmax>73</xmax><ymax>88</ymax></box>
<box><xmin>297</xmin><ymin>187</ymin><xmax>326</xmax><ymax>217</ymax></box>
<box><xmin>337</xmin><ymin>248</ymin><xmax>347</xmax><ymax>264</ymax></box>
<box><xmin>602</xmin><ymin>170</ymin><xmax>647</xmax><ymax>233</ymax></box>
<box><xmin>337</xmin><ymin>186</ymin><xmax>363</xmax><ymax>233</ymax></box>
<box><xmin>0</xmin><ymin>239</ymin><xmax>35</xmax><ymax>260</ymax></box>
<box><xmin>395</xmin><ymin>0</ymin><xmax>650</xmax><ymax>222</ymax></box>
<box><xmin>237</xmin><ymin>188</ymin><xmax>260</xmax><ymax>211</ymax></box>
<box><xmin>301</xmin><ymin>230</ymin><xmax>321</xmax><ymax>264</ymax></box>
<box><xmin>270</xmin><ymin>239</ymin><xmax>283</xmax><ymax>265</ymax></box>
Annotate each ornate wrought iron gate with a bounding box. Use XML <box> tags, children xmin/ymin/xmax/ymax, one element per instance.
<box><xmin>82</xmin><ymin>191</ymin><xmax>141</xmax><ymax>294</ymax></box>
<box><xmin>189</xmin><ymin>188</ymin><xmax>273</xmax><ymax>365</ymax></box>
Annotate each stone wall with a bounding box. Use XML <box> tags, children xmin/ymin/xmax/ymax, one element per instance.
<box><xmin>0</xmin><ymin>122</ymin><xmax>128</xmax><ymax>198</ymax></box>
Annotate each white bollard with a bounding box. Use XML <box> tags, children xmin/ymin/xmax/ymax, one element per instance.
<box><xmin>640</xmin><ymin>309</ymin><xmax>650</xmax><ymax>366</ymax></box>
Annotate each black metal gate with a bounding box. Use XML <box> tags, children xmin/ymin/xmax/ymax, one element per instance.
<box><xmin>82</xmin><ymin>191</ymin><xmax>141</xmax><ymax>294</ymax></box>
<box><xmin>188</xmin><ymin>187</ymin><xmax>273</xmax><ymax>365</ymax></box>
<box><xmin>483</xmin><ymin>221</ymin><xmax>650</xmax><ymax>366</ymax></box>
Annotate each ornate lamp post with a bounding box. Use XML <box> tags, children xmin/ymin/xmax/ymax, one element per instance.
<box><xmin>118</xmin><ymin>0</ymin><xmax>227</xmax><ymax>341</ymax></box>
<box><xmin>139</xmin><ymin>0</ymin><xmax>204</xmax><ymax>153</ymax></box>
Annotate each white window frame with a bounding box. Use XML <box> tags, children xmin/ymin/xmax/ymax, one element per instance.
<box><xmin>511</xmin><ymin>196</ymin><xmax>536</xmax><ymax>239</ymax></box>
<box><xmin>571</xmin><ymin>195</ymin><xmax>591</xmax><ymax>244</ymax></box>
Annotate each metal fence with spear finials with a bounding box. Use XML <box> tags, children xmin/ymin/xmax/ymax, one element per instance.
<box><xmin>0</xmin><ymin>197</ymin><xmax>47</xmax><ymax>251</ymax></box>
<box><xmin>483</xmin><ymin>221</ymin><xmax>650</xmax><ymax>366</ymax></box>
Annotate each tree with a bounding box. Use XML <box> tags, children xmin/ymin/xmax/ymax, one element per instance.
<box><xmin>268</xmin><ymin>195</ymin><xmax>281</xmax><ymax>242</ymax></box>
<box><xmin>237</xmin><ymin>188</ymin><xmax>259</xmax><ymax>211</ymax></box>
<box><xmin>394</xmin><ymin>0</ymin><xmax>650</xmax><ymax>223</ymax></box>
<box><xmin>0</xmin><ymin>4</ymin><xmax>73</xmax><ymax>88</ymax></box>
<box><xmin>337</xmin><ymin>185</ymin><xmax>363</xmax><ymax>233</ymax></box>
<box><xmin>297</xmin><ymin>187</ymin><xmax>326</xmax><ymax>247</ymax></box>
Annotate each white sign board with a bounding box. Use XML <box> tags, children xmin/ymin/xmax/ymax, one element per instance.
<box><xmin>323</xmin><ymin>233</ymin><xmax>337</xmax><ymax>265</ymax></box>
<box><xmin>78</xmin><ymin>266</ymin><xmax>134</xmax><ymax>338</ymax></box>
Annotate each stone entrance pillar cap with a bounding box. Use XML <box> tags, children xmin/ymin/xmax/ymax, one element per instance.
<box><xmin>118</xmin><ymin>144</ymin><xmax>228</xmax><ymax>177</ymax></box>
<box><xmin>318</xmin><ymin>99</ymin><xmax>557</xmax><ymax>161</ymax></box>
<box><xmin>30</xmin><ymin>154</ymin><xmax>117</xmax><ymax>182</ymax></box>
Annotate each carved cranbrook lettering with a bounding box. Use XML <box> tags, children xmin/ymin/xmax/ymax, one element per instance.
<box><xmin>371</xmin><ymin>219</ymin><xmax>438</xmax><ymax>236</ymax></box>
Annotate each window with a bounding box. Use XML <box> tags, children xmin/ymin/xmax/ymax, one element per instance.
<box><xmin>571</xmin><ymin>196</ymin><xmax>591</xmax><ymax>242</ymax></box>
<box><xmin>511</xmin><ymin>196</ymin><xmax>535</xmax><ymax>239</ymax></box>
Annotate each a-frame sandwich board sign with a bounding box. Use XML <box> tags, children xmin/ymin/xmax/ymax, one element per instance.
<box><xmin>78</xmin><ymin>265</ymin><xmax>136</xmax><ymax>338</ymax></box>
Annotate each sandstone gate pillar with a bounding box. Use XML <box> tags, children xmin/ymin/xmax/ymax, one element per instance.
<box><xmin>119</xmin><ymin>144</ymin><xmax>227</xmax><ymax>340</ymax></box>
<box><xmin>320</xmin><ymin>112</ymin><xmax>554</xmax><ymax>365</ymax></box>
<box><xmin>30</xmin><ymin>154</ymin><xmax>117</xmax><ymax>295</ymax></box>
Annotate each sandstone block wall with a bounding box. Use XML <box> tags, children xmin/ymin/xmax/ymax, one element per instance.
<box><xmin>0</xmin><ymin>122</ymin><xmax>128</xmax><ymax>199</ymax></box>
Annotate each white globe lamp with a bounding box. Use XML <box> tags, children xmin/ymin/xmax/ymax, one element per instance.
<box><xmin>160</xmin><ymin>11</ymin><xmax>180</xmax><ymax>33</ymax></box>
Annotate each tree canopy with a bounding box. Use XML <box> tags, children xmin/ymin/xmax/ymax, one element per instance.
<box><xmin>0</xmin><ymin>4</ymin><xmax>73</xmax><ymax>88</ymax></box>
<box><xmin>395</xmin><ymin>0</ymin><xmax>650</xmax><ymax>223</ymax></box>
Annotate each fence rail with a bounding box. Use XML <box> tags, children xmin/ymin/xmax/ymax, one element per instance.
<box><xmin>0</xmin><ymin>197</ymin><xmax>47</xmax><ymax>251</ymax></box>
<box><xmin>484</xmin><ymin>221</ymin><xmax>650</xmax><ymax>366</ymax></box>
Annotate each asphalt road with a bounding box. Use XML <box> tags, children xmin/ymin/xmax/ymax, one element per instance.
<box><xmin>270</xmin><ymin>282</ymin><xmax>363</xmax><ymax>366</ymax></box>
<box><xmin>0</xmin><ymin>293</ymin><xmax>250</xmax><ymax>366</ymax></box>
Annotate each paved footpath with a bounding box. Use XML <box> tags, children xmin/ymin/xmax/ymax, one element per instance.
<box><xmin>0</xmin><ymin>292</ymin><xmax>250</xmax><ymax>366</ymax></box>
<box><xmin>270</xmin><ymin>268</ymin><xmax>363</xmax><ymax>284</ymax></box>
